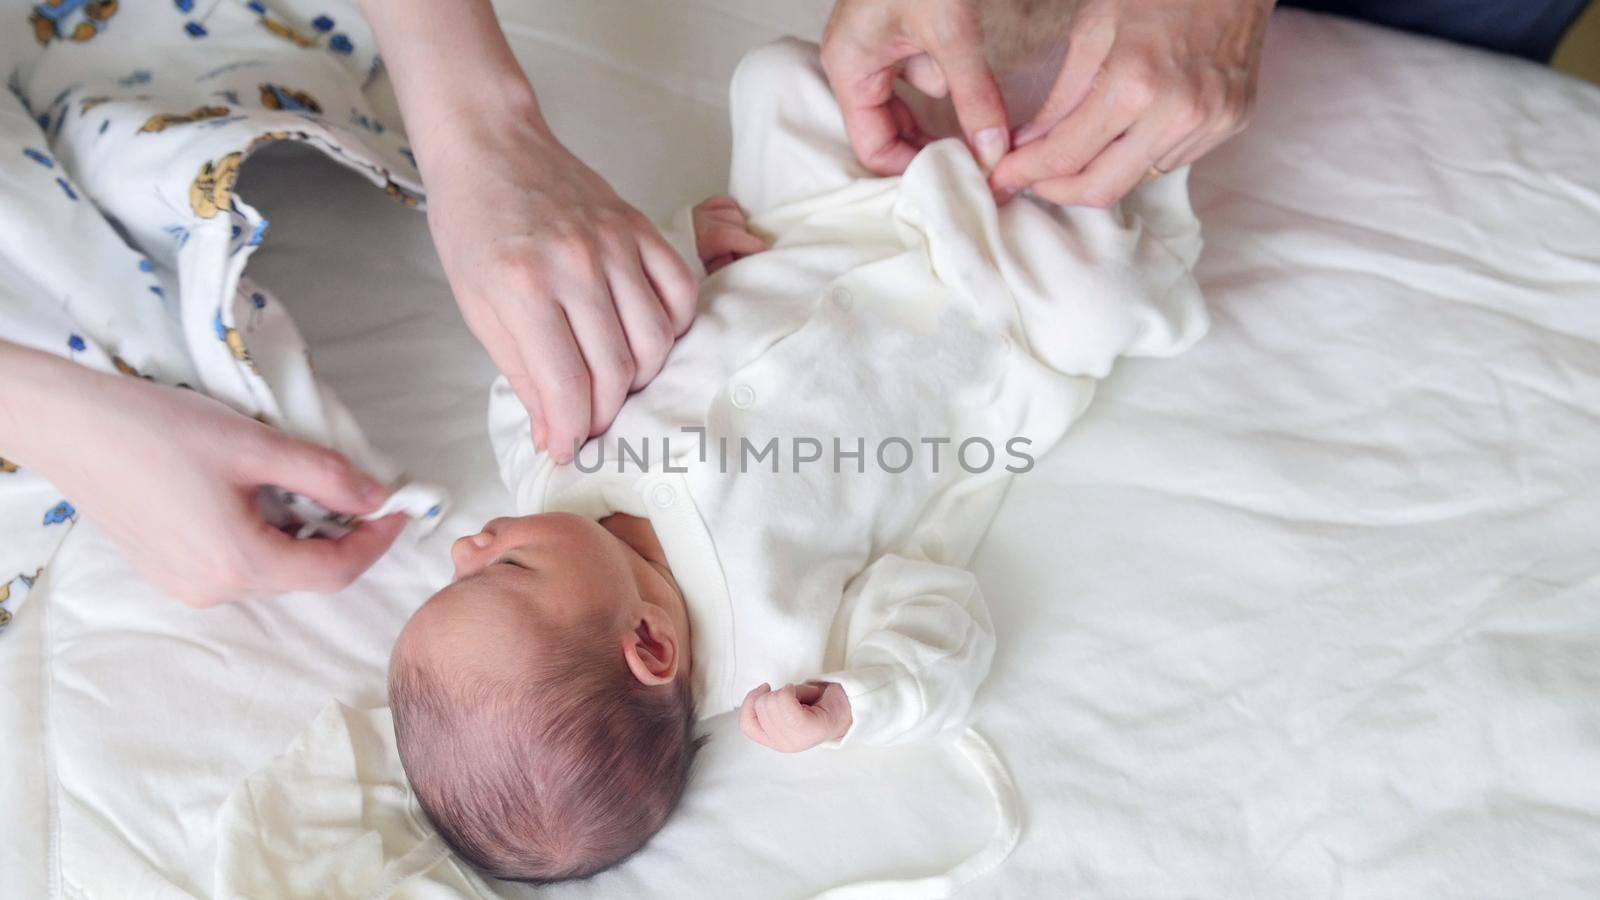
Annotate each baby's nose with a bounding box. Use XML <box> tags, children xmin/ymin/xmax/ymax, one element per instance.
<box><xmin>449</xmin><ymin>530</ymin><xmax>495</xmax><ymax>575</ymax></box>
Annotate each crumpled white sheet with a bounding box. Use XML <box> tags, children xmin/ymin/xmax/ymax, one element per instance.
<box><xmin>2</xmin><ymin>5</ymin><xmax>1598</xmax><ymax>899</ymax></box>
<box><xmin>216</xmin><ymin>703</ymin><xmax>495</xmax><ymax>900</ymax></box>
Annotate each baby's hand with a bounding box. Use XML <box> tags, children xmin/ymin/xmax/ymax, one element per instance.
<box><xmin>739</xmin><ymin>681</ymin><xmax>853</xmax><ymax>752</ymax></box>
<box><xmin>692</xmin><ymin>196</ymin><xmax>767</xmax><ymax>274</ymax></box>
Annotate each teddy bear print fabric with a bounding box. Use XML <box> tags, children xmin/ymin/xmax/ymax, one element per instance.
<box><xmin>0</xmin><ymin>0</ymin><xmax>443</xmax><ymax>634</ymax></box>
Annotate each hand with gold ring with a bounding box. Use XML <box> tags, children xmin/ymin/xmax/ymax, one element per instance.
<box><xmin>990</xmin><ymin>0</ymin><xmax>1275</xmax><ymax>208</ymax></box>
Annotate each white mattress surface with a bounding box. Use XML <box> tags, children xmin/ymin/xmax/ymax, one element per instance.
<box><xmin>2</xmin><ymin>4</ymin><xmax>1598</xmax><ymax>898</ymax></box>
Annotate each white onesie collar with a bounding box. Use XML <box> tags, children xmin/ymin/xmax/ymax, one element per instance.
<box><xmin>543</xmin><ymin>471</ymin><xmax>738</xmax><ymax>717</ymax></box>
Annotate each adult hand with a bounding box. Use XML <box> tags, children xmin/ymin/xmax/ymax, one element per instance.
<box><xmin>1</xmin><ymin>345</ymin><xmax>405</xmax><ymax>608</ymax></box>
<box><xmin>423</xmin><ymin>121</ymin><xmax>696</xmax><ymax>462</ymax></box>
<box><xmin>363</xmin><ymin>0</ymin><xmax>697</xmax><ymax>463</ymax></box>
<box><xmin>990</xmin><ymin>0</ymin><xmax>1273</xmax><ymax>208</ymax></box>
<box><xmin>820</xmin><ymin>0</ymin><xmax>1011</xmax><ymax>176</ymax></box>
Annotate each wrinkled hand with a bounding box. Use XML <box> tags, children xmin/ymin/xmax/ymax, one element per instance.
<box><xmin>424</xmin><ymin>118</ymin><xmax>697</xmax><ymax>462</ymax></box>
<box><xmin>821</xmin><ymin>0</ymin><xmax>1010</xmax><ymax>176</ymax></box>
<box><xmin>19</xmin><ymin>363</ymin><xmax>404</xmax><ymax>608</ymax></box>
<box><xmin>692</xmin><ymin>196</ymin><xmax>766</xmax><ymax>274</ymax></box>
<box><xmin>990</xmin><ymin>0</ymin><xmax>1272</xmax><ymax>207</ymax></box>
<box><xmin>739</xmin><ymin>681</ymin><xmax>853</xmax><ymax>752</ymax></box>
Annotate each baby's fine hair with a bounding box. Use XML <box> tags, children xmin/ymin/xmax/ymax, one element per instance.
<box><xmin>389</xmin><ymin>618</ymin><xmax>703</xmax><ymax>882</ymax></box>
<box><xmin>981</xmin><ymin>0</ymin><xmax>1076</xmax><ymax>70</ymax></box>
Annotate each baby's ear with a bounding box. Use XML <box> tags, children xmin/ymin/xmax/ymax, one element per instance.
<box><xmin>622</xmin><ymin>605</ymin><xmax>679</xmax><ymax>686</ymax></box>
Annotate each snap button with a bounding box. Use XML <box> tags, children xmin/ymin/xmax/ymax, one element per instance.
<box><xmin>831</xmin><ymin>286</ymin><xmax>853</xmax><ymax>309</ymax></box>
<box><xmin>651</xmin><ymin>483</ymin><xmax>676</xmax><ymax>509</ymax></box>
<box><xmin>731</xmin><ymin>384</ymin><xmax>756</xmax><ymax>408</ymax></box>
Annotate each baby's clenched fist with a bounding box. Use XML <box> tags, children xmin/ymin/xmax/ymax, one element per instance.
<box><xmin>739</xmin><ymin>681</ymin><xmax>853</xmax><ymax>752</ymax></box>
<box><xmin>692</xmin><ymin>196</ymin><xmax>767</xmax><ymax>274</ymax></box>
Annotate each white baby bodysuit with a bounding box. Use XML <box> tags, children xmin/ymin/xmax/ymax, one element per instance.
<box><xmin>489</xmin><ymin>39</ymin><xmax>1208</xmax><ymax>745</ymax></box>
<box><xmin>216</xmin><ymin>38</ymin><xmax>1209</xmax><ymax>900</ymax></box>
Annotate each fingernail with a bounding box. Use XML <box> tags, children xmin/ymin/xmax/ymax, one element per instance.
<box><xmin>468</xmin><ymin>532</ymin><xmax>492</xmax><ymax>549</ymax></box>
<box><xmin>993</xmin><ymin>185</ymin><xmax>1018</xmax><ymax>206</ymax></box>
<box><xmin>974</xmin><ymin>127</ymin><xmax>1009</xmax><ymax>171</ymax></box>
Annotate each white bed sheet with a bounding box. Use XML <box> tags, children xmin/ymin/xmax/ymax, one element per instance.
<box><xmin>2</xmin><ymin>4</ymin><xmax>1598</xmax><ymax>898</ymax></box>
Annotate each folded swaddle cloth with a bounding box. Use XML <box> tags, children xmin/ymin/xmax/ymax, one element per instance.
<box><xmin>0</xmin><ymin>0</ymin><xmax>445</xmax><ymax>631</ymax></box>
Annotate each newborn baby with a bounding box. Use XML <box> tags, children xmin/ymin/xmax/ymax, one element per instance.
<box><xmin>387</xmin><ymin>34</ymin><xmax>1207</xmax><ymax>883</ymax></box>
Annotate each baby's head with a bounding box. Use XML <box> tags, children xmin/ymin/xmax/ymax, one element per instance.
<box><xmin>389</xmin><ymin>513</ymin><xmax>702</xmax><ymax>882</ymax></box>
<box><xmin>893</xmin><ymin>0</ymin><xmax>1076</xmax><ymax>139</ymax></box>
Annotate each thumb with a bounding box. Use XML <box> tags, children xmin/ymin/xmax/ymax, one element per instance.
<box><xmin>816</xmin><ymin>682</ymin><xmax>854</xmax><ymax>736</ymax></box>
<box><xmin>257</xmin><ymin>513</ymin><xmax>408</xmax><ymax>596</ymax></box>
<box><xmin>931</xmin><ymin>40</ymin><xmax>1010</xmax><ymax>170</ymax></box>
<box><xmin>253</xmin><ymin>432</ymin><xmax>389</xmax><ymax>516</ymax></box>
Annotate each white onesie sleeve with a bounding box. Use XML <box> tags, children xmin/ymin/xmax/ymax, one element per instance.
<box><xmin>819</xmin><ymin>553</ymin><xmax>997</xmax><ymax>747</ymax></box>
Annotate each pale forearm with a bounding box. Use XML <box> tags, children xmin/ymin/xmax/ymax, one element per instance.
<box><xmin>358</xmin><ymin>0</ymin><xmax>552</xmax><ymax>176</ymax></box>
<box><xmin>0</xmin><ymin>338</ymin><xmax>109</xmax><ymax>476</ymax></box>
<box><xmin>354</xmin><ymin>0</ymin><xmax>698</xmax><ymax>458</ymax></box>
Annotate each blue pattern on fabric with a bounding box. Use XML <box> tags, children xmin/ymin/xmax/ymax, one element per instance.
<box><xmin>42</xmin><ymin>502</ymin><xmax>76</xmax><ymax>526</ymax></box>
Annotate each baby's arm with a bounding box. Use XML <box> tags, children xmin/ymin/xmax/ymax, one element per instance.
<box><xmin>739</xmin><ymin>555</ymin><xmax>995</xmax><ymax>752</ymax></box>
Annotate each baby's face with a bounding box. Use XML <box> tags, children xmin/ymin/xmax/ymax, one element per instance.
<box><xmin>397</xmin><ymin>513</ymin><xmax>690</xmax><ymax>676</ymax></box>
<box><xmin>448</xmin><ymin>512</ymin><xmax>639</xmax><ymax>626</ymax></box>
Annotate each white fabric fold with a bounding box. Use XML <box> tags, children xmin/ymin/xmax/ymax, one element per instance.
<box><xmin>0</xmin><ymin>0</ymin><xmax>445</xmax><ymax>635</ymax></box>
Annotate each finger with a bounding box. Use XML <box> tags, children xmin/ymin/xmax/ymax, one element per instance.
<box><xmin>638</xmin><ymin>229</ymin><xmax>699</xmax><ymax>336</ymax></box>
<box><xmin>739</xmin><ymin>684</ymin><xmax>773</xmax><ymax>744</ymax></box>
<box><xmin>793</xmin><ymin>682</ymin><xmax>826</xmax><ymax>705</ymax></box>
<box><xmin>887</xmin><ymin>94</ymin><xmax>930</xmax><ymax>152</ymax></box>
<box><xmin>1012</xmin><ymin>16</ymin><xmax>1117</xmax><ymax>147</ymax></box>
<box><xmin>769</xmin><ymin>684</ymin><xmax>817</xmax><ymax>736</ymax></box>
<box><xmin>560</xmin><ymin>273</ymin><xmax>635</xmax><ymax>439</ymax></box>
<box><xmin>1030</xmin><ymin>116</ymin><xmax>1167</xmax><ymax>209</ymax></box>
<box><xmin>606</xmin><ymin>252</ymin><xmax>676</xmax><ymax>391</ymax></box>
<box><xmin>816</xmin><ymin>682</ymin><xmax>854</xmax><ymax>736</ymax></box>
<box><xmin>457</xmin><ymin>300</ymin><xmax>546</xmax><ymax>445</ymax></box>
<box><xmin>902</xmin><ymin>53</ymin><xmax>947</xmax><ymax>98</ymax></box>
<box><xmin>694</xmin><ymin>204</ymin><xmax>768</xmax><ymax>261</ymax></box>
<box><xmin>251</xmin><ymin>434</ymin><xmax>389</xmax><ymax>516</ymax></box>
<box><xmin>929</xmin><ymin>36</ymin><xmax>1011</xmax><ymax>169</ymax></box>
<box><xmin>822</xmin><ymin>36</ymin><xmax>920</xmax><ymax>175</ymax></box>
<box><xmin>256</xmin><ymin>512</ymin><xmax>407</xmax><ymax>595</ymax></box>
<box><xmin>754</xmin><ymin>689</ymin><xmax>804</xmax><ymax>751</ymax></box>
<box><xmin>1157</xmin><ymin>117</ymin><xmax>1239</xmax><ymax>173</ymax></box>
<box><xmin>702</xmin><ymin>225</ymin><xmax>768</xmax><ymax>262</ymax></box>
<box><xmin>509</xmin><ymin>374</ymin><xmax>547</xmax><ymax>449</ymax></box>
<box><xmin>989</xmin><ymin>72</ymin><xmax>1138</xmax><ymax>194</ymax></box>
<box><xmin>694</xmin><ymin>195</ymin><xmax>740</xmax><ymax>214</ymax></box>
<box><xmin>512</xmin><ymin>299</ymin><xmax>591</xmax><ymax>463</ymax></box>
